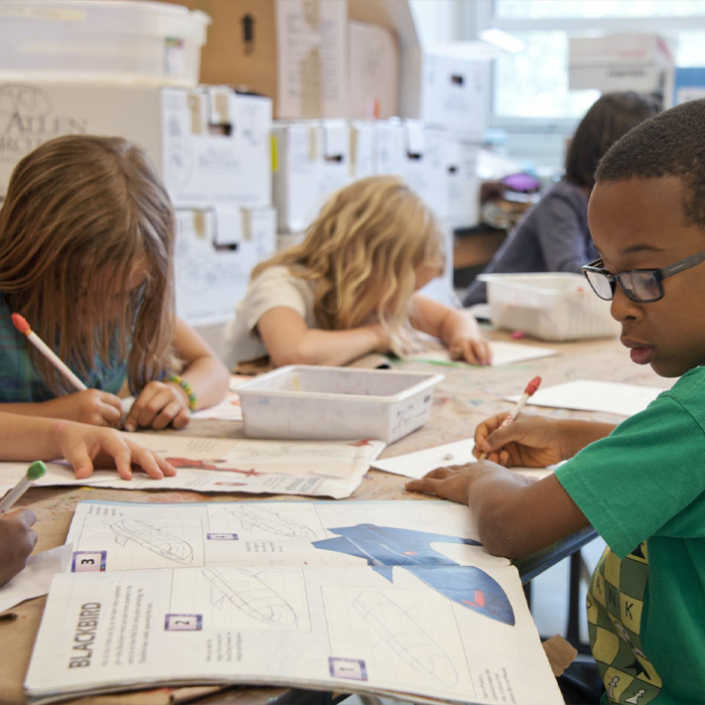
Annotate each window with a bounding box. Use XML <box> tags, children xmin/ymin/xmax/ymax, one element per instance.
<box><xmin>476</xmin><ymin>0</ymin><xmax>705</xmax><ymax>124</ymax></box>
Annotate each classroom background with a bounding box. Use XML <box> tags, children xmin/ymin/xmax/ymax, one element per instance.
<box><xmin>1</xmin><ymin>2</ymin><xmax>703</xmax><ymax>704</ymax></box>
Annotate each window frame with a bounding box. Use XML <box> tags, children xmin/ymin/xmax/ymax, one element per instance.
<box><xmin>471</xmin><ymin>0</ymin><xmax>705</xmax><ymax>133</ymax></box>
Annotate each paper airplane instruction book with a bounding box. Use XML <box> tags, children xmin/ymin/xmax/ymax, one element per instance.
<box><xmin>26</xmin><ymin>500</ymin><xmax>563</xmax><ymax>705</ymax></box>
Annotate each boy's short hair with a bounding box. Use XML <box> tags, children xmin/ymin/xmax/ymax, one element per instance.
<box><xmin>596</xmin><ymin>98</ymin><xmax>705</xmax><ymax>227</ymax></box>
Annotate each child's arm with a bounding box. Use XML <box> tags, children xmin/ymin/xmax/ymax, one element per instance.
<box><xmin>257</xmin><ymin>307</ymin><xmax>391</xmax><ymax>367</ymax></box>
<box><xmin>0</xmin><ymin>391</ymin><xmax>123</xmax><ymax>427</ymax></box>
<box><xmin>409</xmin><ymin>295</ymin><xmax>491</xmax><ymax>365</ymax></box>
<box><xmin>124</xmin><ymin>318</ymin><xmax>229</xmax><ymax>432</ymax></box>
<box><xmin>405</xmin><ymin>464</ymin><xmax>590</xmax><ymax>558</ymax></box>
<box><xmin>0</xmin><ymin>509</ymin><xmax>37</xmax><ymax>586</ymax></box>
<box><xmin>0</xmin><ymin>412</ymin><xmax>175</xmax><ymax>479</ymax></box>
<box><xmin>405</xmin><ymin>413</ymin><xmax>615</xmax><ymax>557</ymax></box>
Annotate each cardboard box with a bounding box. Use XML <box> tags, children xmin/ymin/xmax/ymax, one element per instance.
<box><xmin>401</xmin><ymin>121</ymin><xmax>446</xmax><ymax>218</ymax></box>
<box><xmin>375</xmin><ymin>119</ymin><xmax>406</xmax><ymax>176</ymax></box>
<box><xmin>444</xmin><ymin>141</ymin><xmax>480</xmax><ymax>229</ymax></box>
<box><xmin>401</xmin><ymin>46</ymin><xmax>490</xmax><ymax>140</ymax></box>
<box><xmin>569</xmin><ymin>34</ymin><xmax>674</xmax><ymax>97</ymax></box>
<box><xmin>347</xmin><ymin>2</ymin><xmax>489</xmax><ymax>139</ymax></box>
<box><xmin>349</xmin><ymin>121</ymin><xmax>378</xmax><ymax>180</ymax></box>
<box><xmin>208</xmin><ymin>87</ymin><xmax>273</xmax><ymax>207</ymax></box>
<box><xmin>174</xmin><ymin>206</ymin><xmax>276</xmax><ymax>326</ymax></box>
<box><xmin>348</xmin><ymin>20</ymin><xmax>399</xmax><ymax>119</ymax></box>
<box><xmin>159</xmin><ymin>0</ymin><xmax>348</xmax><ymax>119</ymax></box>
<box><xmin>272</xmin><ymin>120</ymin><xmax>351</xmax><ymax>233</ymax></box>
<box><xmin>373</xmin><ymin>120</ymin><xmax>447</xmax><ymax>218</ymax></box>
<box><xmin>0</xmin><ymin>81</ymin><xmax>271</xmax><ymax>207</ymax></box>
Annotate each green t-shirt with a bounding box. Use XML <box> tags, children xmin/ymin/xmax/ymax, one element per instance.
<box><xmin>556</xmin><ymin>366</ymin><xmax>705</xmax><ymax>705</ymax></box>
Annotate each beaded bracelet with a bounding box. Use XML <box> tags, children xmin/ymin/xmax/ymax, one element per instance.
<box><xmin>166</xmin><ymin>374</ymin><xmax>198</xmax><ymax>411</ymax></box>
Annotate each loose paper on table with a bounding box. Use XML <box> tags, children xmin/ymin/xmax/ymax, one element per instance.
<box><xmin>406</xmin><ymin>341</ymin><xmax>557</xmax><ymax>367</ymax></box>
<box><xmin>0</xmin><ymin>544</ymin><xmax>72</xmax><ymax>614</ymax></box>
<box><xmin>0</xmin><ymin>434</ymin><xmax>385</xmax><ymax>500</ymax></box>
<box><xmin>371</xmin><ymin>439</ymin><xmax>554</xmax><ymax>481</ymax></box>
<box><xmin>507</xmin><ymin>379</ymin><xmax>667</xmax><ymax>417</ymax></box>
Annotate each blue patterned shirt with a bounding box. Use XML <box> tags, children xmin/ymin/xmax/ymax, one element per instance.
<box><xmin>0</xmin><ymin>293</ymin><xmax>129</xmax><ymax>402</ymax></box>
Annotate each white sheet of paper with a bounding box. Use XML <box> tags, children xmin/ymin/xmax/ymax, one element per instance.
<box><xmin>371</xmin><ymin>440</ymin><xmax>554</xmax><ymax>482</ymax></box>
<box><xmin>406</xmin><ymin>341</ymin><xmax>557</xmax><ymax>367</ymax></box>
<box><xmin>0</xmin><ymin>544</ymin><xmax>72</xmax><ymax>614</ymax></box>
<box><xmin>25</xmin><ymin>500</ymin><xmax>563</xmax><ymax>705</ymax></box>
<box><xmin>0</xmin><ymin>434</ymin><xmax>385</xmax><ymax>500</ymax></box>
<box><xmin>507</xmin><ymin>379</ymin><xmax>666</xmax><ymax>417</ymax></box>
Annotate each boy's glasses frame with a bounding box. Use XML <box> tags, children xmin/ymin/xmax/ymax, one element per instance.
<box><xmin>581</xmin><ymin>248</ymin><xmax>705</xmax><ymax>303</ymax></box>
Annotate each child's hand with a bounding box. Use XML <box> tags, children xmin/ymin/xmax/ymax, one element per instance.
<box><xmin>53</xmin><ymin>421</ymin><xmax>176</xmax><ymax>480</ymax></box>
<box><xmin>0</xmin><ymin>509</ymin><xmax>37</xmax><ymax>586</ymax></box>
<box><xmin>405</xmin><ymin>462</ymin><xmax>510</xmax><ymax>504</ymax></box>
<box><xmin>41</xmin><ymin>390</ymin><xmax>123</xmax><ymax>427</ymax></box>
<box><xmin>474</xmin><ymin>413</ymin><xmax>566</xmax><ymax>468</ymax></box>
<box><xmin>123</xmin><ymin>381</ymin><xmax>191</xmax><ymax>432</ymax></box>
<box><xmin>449</xmin><ymin>337</ymin><xmax>492</xmax><ymax>366</ymax></box>
<box><xmin>369</xmin><ymin>323</ymin><xmax>395</xmax><ymax>354</ymax></box>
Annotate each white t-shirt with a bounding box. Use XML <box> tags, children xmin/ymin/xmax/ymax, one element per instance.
<box><xmin>223</xmin><ymin>266</ymin><xmax>318</xmax><ymax>369</ymax></box>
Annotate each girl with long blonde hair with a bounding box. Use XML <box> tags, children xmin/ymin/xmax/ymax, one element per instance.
<box><xmin>224</xmin><ymin>176</ymin><xmax>490</xmax><ymax>369</ymax></box>
<box><xmin>0</xmin><ymin>135</ymin><xmax>229</xmax><ymax>431</ymax></box>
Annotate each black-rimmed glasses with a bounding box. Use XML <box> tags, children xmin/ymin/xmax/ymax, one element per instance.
<box><xmin>581</xmin><ymin>248</ymin><xmax>705</xmax><ymax>303</ymax></box>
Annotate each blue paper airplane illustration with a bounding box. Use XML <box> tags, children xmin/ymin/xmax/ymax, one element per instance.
<box><xmin>313</xmin><ymin>523</ymin><xmax>515</xmax><ymax>626</ymax></box>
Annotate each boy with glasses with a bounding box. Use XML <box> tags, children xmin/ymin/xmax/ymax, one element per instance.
<box><xmin>407</xmin><ymin>98</ymin><xmax>705</xmax><ymax>704</ymax></box>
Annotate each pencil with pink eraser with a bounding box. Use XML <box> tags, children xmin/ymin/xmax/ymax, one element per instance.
<box><xmin>11</xmin><ymin>313</ymin><xmax>87</xmax><ymax>392</ymax></box>
<box><xmin>479</xmin><ymin>375</ymin><xmax>542</xmax><ymax>461</ymax></box>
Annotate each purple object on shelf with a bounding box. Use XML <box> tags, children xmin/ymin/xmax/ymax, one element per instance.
<box><xmin>502</xmin><ymin>173</ymin><xmax>541</xmax><ymax>193</ymax></box>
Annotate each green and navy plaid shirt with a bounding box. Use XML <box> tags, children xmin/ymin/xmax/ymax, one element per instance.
<box><xmin>0</xmin><ymin>294</ymin><xmax>128</xmax><ymax>402</ymax></box>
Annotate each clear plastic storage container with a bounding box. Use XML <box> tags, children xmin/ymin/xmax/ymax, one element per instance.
<box><xmin>237</xmin><ymin>366</ymin><xmax>444</xmax><ymax>443</ymax></box>
<box><xmin>479</xmin><ymin>272</ymin><xmax>620</xmax><ymax>341</ymax></box>
<box><xmin>0</xmin><ymin>1</ymin><xmax>210</xmax><ymax>86</ymax></box>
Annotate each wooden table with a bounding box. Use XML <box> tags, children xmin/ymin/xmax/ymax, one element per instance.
<box><xmin>0</xmin><ymin>330</ymin><xmax>670</xmax><ymax>705</ymax></box>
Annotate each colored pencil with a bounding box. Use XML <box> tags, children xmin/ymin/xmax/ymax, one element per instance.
<box><xmin>12</xmin><ymin>313</ymin><xmax>86</xmax><ymax>391</ymax></box>
<box><xmin>0</xmin><ymin>461</ymin><xmax>47</xmax><ymax>514</ymax></box>
<box><xmin>479</xmin><ymin>376</ymin><xmax>542</xmax><ymax>460</ymax></box>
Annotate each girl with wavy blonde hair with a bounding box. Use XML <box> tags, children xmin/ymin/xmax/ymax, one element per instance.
<box><xmin>0</xmin><ymin>135</ymin><xmax>228</xmax><ymax>431</ymax></box>
<box><xmin>224</xmin><ymin>176</ymin><xmax>489</xmax><ymax>369</ymax></box>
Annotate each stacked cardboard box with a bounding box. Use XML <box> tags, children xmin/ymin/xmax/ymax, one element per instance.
<box><xmin>0</xmin><ymin>80</ymin><xmax>276</xmax><ymax>327</ymax></box>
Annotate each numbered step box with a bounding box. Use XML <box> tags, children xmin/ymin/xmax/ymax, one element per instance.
<box><xmin>71</xmin><ymin>551</ymin><xmax>107</xmax><ymax>573</ymax></box>
<box><xmin>164</xmin><ymin>614</ymin><xmax>203</xmax><ymax>631</ymax></box>
<box><xmin>328</xmin><ymin>657</ymin><xmax>367</xmax><ymax>681</ymax></box>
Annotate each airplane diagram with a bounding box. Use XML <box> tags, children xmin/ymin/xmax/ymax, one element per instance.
<box><xmin>313</xmin><ymin>524</ymin><xmax>515</xmax><ymax>625</ymax></box>
<box><xmin>110</xmin><ymin>520</ymin><xmax>194</xmax><ymax>564</ymax></box>
<box><xmin>203</xmin><ymin>567</ymin><xmax>298</xmax><ymax>627</ymax></box>
<box><xmin>229</xmin><ymin>505</ymin><xmax>316</xmax><ymax>538</ymax></box>
<box><xmin>354</xmin><ymin>590</ymin><xmax>458</xmax><ymax>684</ymax></box>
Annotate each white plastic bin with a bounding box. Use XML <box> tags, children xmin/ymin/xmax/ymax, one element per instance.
<box><xmin>237</xmin><ymin>366</ymin><xmax>444</xmax><ymax>443</ymax></box>
<box><xmin>0</xmin><ymin>1</ymin><xmax>210</xmax><ymax>86</ymax></box>
<box><xmin>479</xmin><ymin>272</ymin><xmax>620</xmax><ymax>341</ymax></box>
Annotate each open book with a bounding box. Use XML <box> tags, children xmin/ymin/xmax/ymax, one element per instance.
<box><xmin>26</xmin><ymin>500</ymin><xmax>562</xmax><ymax>705</ymax></box>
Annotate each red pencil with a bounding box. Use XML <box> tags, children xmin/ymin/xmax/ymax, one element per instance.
<box><xmin>479</xmin><ymin>376</ymin><xmax>542</xmax><ymax>461</ymax></box>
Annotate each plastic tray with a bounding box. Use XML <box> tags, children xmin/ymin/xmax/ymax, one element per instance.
<box><xmin>479</xmin><ymin>272</ymin><xmax>620</xmax><ymax>341</ymax></box>
<box><xmin>0</xmin><ymin>1</ymin><xmax>210</xmax><ymax>86</ymax></box>
<box><xmin>237</xmin><ymin>365</ymin><xmax>444</xmax><ymax>443</ymax></box>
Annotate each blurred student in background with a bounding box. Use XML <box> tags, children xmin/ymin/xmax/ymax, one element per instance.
<box><xmin>463</xmin><ymin>91</ymin><xmax>660</xmax><ymax>307</ymax></box>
